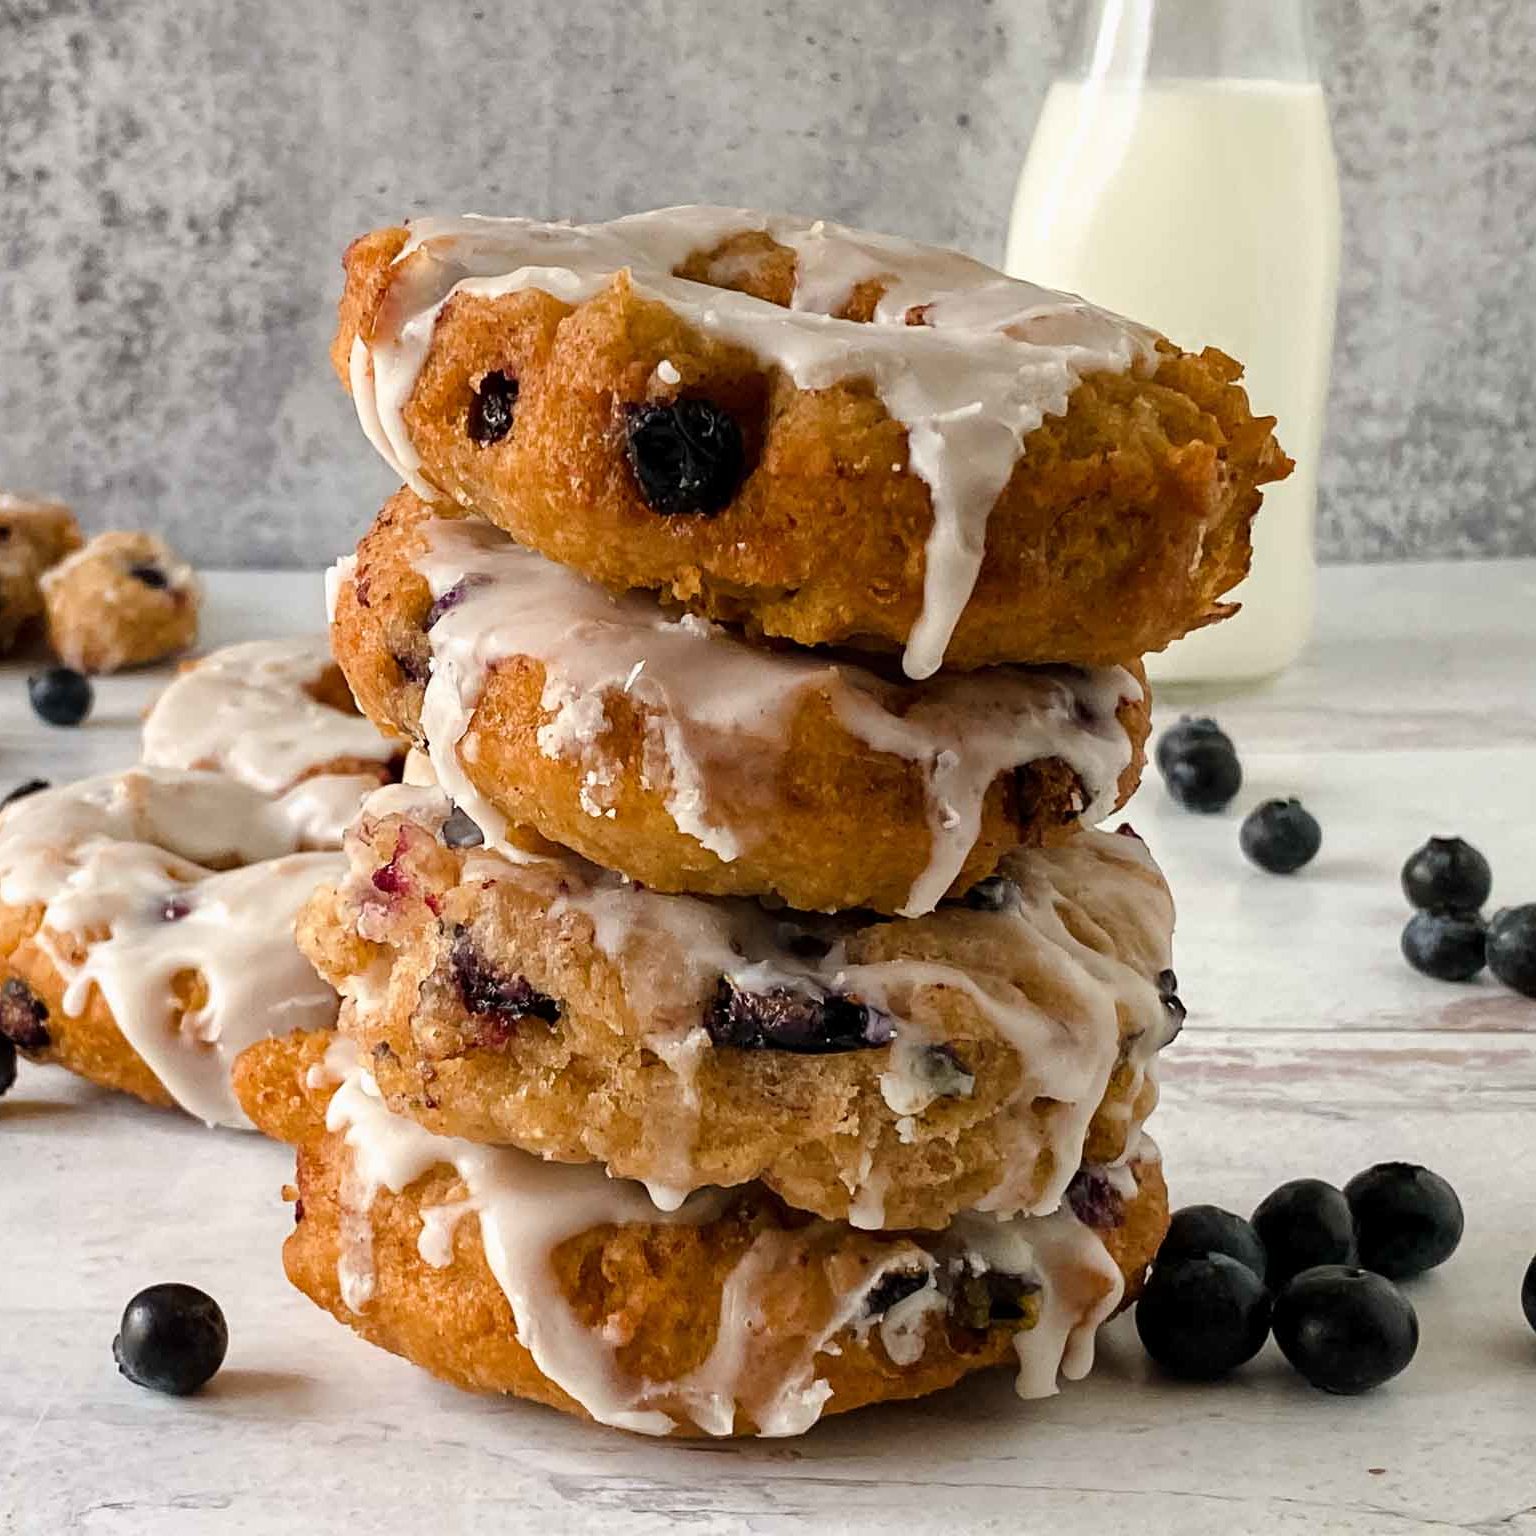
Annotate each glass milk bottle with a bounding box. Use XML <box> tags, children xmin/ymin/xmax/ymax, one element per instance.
<box><xmin>1007</xmin><ymin>0</ymin><xmax>1340</xmax><ymax>682</ymax></box>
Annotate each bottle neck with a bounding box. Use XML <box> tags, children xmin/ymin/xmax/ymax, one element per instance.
<box><xmin>1066</xmin><ymin>0</ymin><xmax>1321</xmax><ymax>84</ymax></box>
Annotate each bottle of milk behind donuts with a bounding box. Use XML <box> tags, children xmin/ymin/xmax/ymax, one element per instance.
<box><xmin>1007</xmin><ymin>0</ymin><xmax>1340</xmax><ymax>683</ymax></box>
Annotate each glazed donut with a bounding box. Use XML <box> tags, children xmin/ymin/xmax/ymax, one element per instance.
<box><xmin>234</xmin><ymin>1031</ymin><xmax>1168</xmax><ymax>1438</ymax></box>
<box><xmin>41</xmin><ymin>530</ymin><xmax>200</xmax><ymax>673</ymax></box>
<box><xmin>331</xmin><ymin>490</ymin><xmax>1149</xmax><ymax>916</ymax></box>
<box><xmin>334</xmin><ymin>206</ymin><xmax>1290</xmax><ymax>676</ymax></box>
<box><xmin>296</xmin><ymin>784</ymin><xmax>1181</xmax><ymax>1230</ymax></box>
<box><xmin>141</xmin><ymin>636</ymin><xmax>403</xmax><ymax>847</ymax></box>
<box><xmin>0</xmin><ymin>767</ymin><xmax>343</xmax><ymax>1127</ymax></box>
<box><xmin>0</xmin><ymin>493</ymin><xmax>82</xmax><ymax>653</ymax></box>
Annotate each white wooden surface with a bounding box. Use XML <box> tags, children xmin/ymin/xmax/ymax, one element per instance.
<box><xmin>3</xmin><ymin>561</ymin><xmax>1535</xmax><ymax>1536</ymax></box>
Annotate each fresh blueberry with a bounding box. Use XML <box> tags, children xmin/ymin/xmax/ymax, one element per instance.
<box><xmin>1401</xmin><ymin>910</ymin><xmax>1487</xmax><ymax>982</ymax></box>
<box><xmin>704</xmin><ymin>977</ymin><xmax>894</xmax><ymax>1053</ymax></box>
<box><xmin>1252</xmin><ymin>1178</ymin><xmax>1356</xmax><ymax>1288</ymax></box>
<box><xmin>1162</xmin><ymin>738</ymin><xmax>1242</xmax><ymax>814</ymax></box>
<box><xmin>1240</xmin><ymin>798</ymin><xmax>1322</xmax><ymax>874</ymax></box>
<box><xmin>624</xmin><ymin>399</ymin><xmax>745</xmax><ymax>516</ymax></box>
<box><xmin>467</xmin><ymin>370</ymin><xmax>519</xmax><ymax>445</ymax></box>
<box><xmin>0</xmin><ymin>1035</ymin><xmax>15</xmax><ymax>1098</ymax></box>
<box><xmin>1156</xmin><ymin>1204</ymin><xmax>1268</xmax><ymax>1279</ymax></box>
<box><xmin>128</xmin><ymin>563</ymin><xmax>169</xmax><ymax>590</ymax></box>
<box><xmin>113</xmin><ymin>1283</ymin><xmax>229</xmax><ymax>1396</ymax></box>
<box><xmin>1272</xmin><ymin>1265</ymin><xmax>1418</xmax><ymax>1395</ymax></box>
<box><xmin>0</xmin><ymin>977</ymin><xmax>50</xmax><ymax>1052</ymax></box>
<box><xmin>1486</xmin><ymin>905</ymin><xmax>1536</xmax><ymax>998</ymax></box>
<box><xmin>1134</xmin><ymin>1254</ymin><xmax>1272</xmax><ymax>1380</ymax></box>
<box><xmin>28</xmin><ymin>667</ymin><xmax>93</xmax><ymax>727</ymax></box>
<box><xmin>0</xmin><ymin>778</ymin><xmax>49</xmax><ymax>809</ymax></box>
<box><xmin>1155</xmin><ymin>717</ymin><xmax>1234</xmax><ymax>776</ymax></box>
<box><xmin>1523</xmin><ymin>1255</ymin><xmax>1536</xmax><ymax>1335</ymax></box>
<box><xmin>1401</xmin><ymin>836</ymin><xmax>1492</xmax><ymax>913</ymax></box>
<box><xmin>1343</xmin><ymin>1162</ymin><xmax>1463</xmax><ymax>1281</ymax></box>
<box><xmin>440</xmin><ymin>807</ymin><xmax>484</xmax><ymax>849</ymax></box>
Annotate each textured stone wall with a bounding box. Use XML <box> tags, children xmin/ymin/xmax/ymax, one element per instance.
<box><xmin>1</xmin><ymin>0</ymin><xmax>1531</xmax><ymax>565</ymax></box>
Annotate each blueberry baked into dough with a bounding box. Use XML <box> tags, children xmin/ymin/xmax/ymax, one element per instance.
<box><xmin>296</xmin><ymin>785</ymin><xmax>1181</xmax><ymax>1231</ymax></box>
<box><xmin>330</xmin><ymin>488</ymin><xmax>1150</xmax><ymax>916</ymax></box>
<box><xmin>233</xmin><ymin>1029</ymin><xmax>1170</xmax><ymax>1438</ymax></box>
<box><xmin>334</xmin><ymin>208</ymin><xmax>1290</xmax><ymax>677</ymax></box>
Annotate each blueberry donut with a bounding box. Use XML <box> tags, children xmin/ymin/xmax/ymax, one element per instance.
<box><xmin>233</xmin><ymin>1031</ymin><xmax>1169</xmax><ymax>1437</ymax></box>
<box><xmin>334</xmin><ymin>207</ymin><xmax>1290</xmax><ymax>676</ymax></box>
<box><xmin>0</xmin><ymin>493</ymin><xmax>82</xmax><ymax>653</ymax></box>
<box><xmin>296</xmin><ymin>785</ymin><xmax>1180</xmax><ymax>1231</ymax></box>
<box><xmin>330</xmin><ymin>490</ymin><xmax>1149</xmax><ymax>916</ymax></box>
<box><xmin>41</xmin><ymin>530</ymin><xmax>200</xmax><ymax>673</ymax></box>
<box><xmin>141</xmin><ymin>636</ymin><xmax>403</xmax><ymax>846</ymax></box>
<box><xmin>0</xmin><ymin>767</ymin><xmax>343</xmax><ymax>1127</ymax></box>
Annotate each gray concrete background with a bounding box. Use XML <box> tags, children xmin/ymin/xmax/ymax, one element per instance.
<box><xmin>1</xmin><ymin>0</ymin><xmax>1532</xmax><ymax>567</ymax></box>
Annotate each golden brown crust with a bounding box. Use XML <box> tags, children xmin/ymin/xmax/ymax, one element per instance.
<box><xmin>332</xmin><ymin>488</ymin><xmax>1150</xmax><ymax>914</ymax></box>
<box><xmin>335</xmin><ymin>224</ymin><xmax>1289</xmax><ymax>669</ymax></box>
<box><xmin>236</xmin><ymin>1032</ymin><xmax>1169</xmax><ymax>1436</ymax></box>
<box><xmin>295</xmin><ymin>799</ymin><xmax>1171</xmax><ymax>1230</ymax></box>
<box><xmin>0</xmin><ymin>495</ymin><xmax>83</xmax><ymax>654</ymax></box>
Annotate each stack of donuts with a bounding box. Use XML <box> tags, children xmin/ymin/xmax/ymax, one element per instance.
<box><xmin>237</xmin><ymin>206</ymin><xmax>1290</xmax><ymax>1437</ymax></box>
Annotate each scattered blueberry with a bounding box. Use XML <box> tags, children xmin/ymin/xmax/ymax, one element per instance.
<box><xmin>0</xmin><ymin>1035</ymin><xmax>15</xmax><ymax>1098</ymax></box>
<box><xmin>1401</xmin><ymin>910</ymin><xmax>1487</xmax><ymax>982</ymax></box>
<box><xmin>1344</xmin><ymin>1162</ymin><xmax>1463</xmax><ymax>1281</ymax></box>
<box><xmin>440</xmin><ymin>807</ymin><xmax>484</xmax><ymax>849</ymax></box>
<box><xmin>1135</xmin><ymin>1254</ymin><xmax>1272</xmax><ymax>1380</ymax></box>
<box><xmin>159</xmin><ymin>897</ymin><xmax>192</xmax><ymax>923</ymax></box>
<box><xmin>1156</xmin><ymin>1204</ymin><xmax>1268</xmax><ymax>1280</ymax></box>
<box><xmin>704</xmin><ymin>977</ymin><xmax>894</xmax><ymax>1053</ymax></box>
<box><xmin>467</xmin><ymin>370</ymin><xmax>519</xmax><ymax>445</ymax></box>
<box><xmin>128</xmin><ymin>563</ymin><xmax>169</xmax><ymax>590</ymax></box>
<box><xmin>1401</xmin><ymin>836</ymin><xmax>1492</xmax><ymax>914</ymax></box>
<box><xmin>28</xmin><ymin>667</ymin><xmax>93</xmax><ymax>727</ymax></box>
<box><xmin>1272</xmin><ymin>1265</ymin><xmax>1418</xmax><ymax>1395</ymax></box>
<box><xmin>0</xmin><ymin>778</ymin><xmax>49</xmax><ymax>809</ymax></box>
<box><xmin>624</xmin><ymin>399</ymin><xmax>745</xmax><ymax>516</ymax></box>
<box><xmin>424</xmin><ymin>573</ymin><xmax>491</xmax><ymax>630</ymax></box>
<box><xmin>1240</xmin><ymin>798</ymin><xmax>1322</xmax><ymax>874</ymax></box>
<box><xmin>1252</xmin><ymin>1178</ymin><xmax>1356</xmax><ymax>1288</ymax></box>
<box><xmin>1161</xmin><ymin>737</ymin><xmax>1243</xmax><ymax>814</ymax></box>
<box><xmin>1486</xmin><ymin>905</ymin><xmax>1536</xmax><ymax>998</ymax></box>
<box><xmin>1522</xmin><ymin>1255</ymin><xmax>1536</xmax><ymax>1336</ymax></box>
<box><xmin>0</xmin><ymin>977</ymin><xmax>50</xmax><ymax>1052</ymax></box>
<box><xmin>1155</xmin><ymin>717</ymin><xmax>1233</xmax><ymax>778</ymax></box>
<box><xmin>113</xmin><ymin>1283</ymin><xmax>229</xmax><ymax>1396</ymax></box>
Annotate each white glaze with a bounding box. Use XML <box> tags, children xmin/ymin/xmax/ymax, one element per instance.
<box><xmin>384</xmin><ymin>516</ymin><xmax>1139</xmax><ymax>915</ymax></box>
<box><xmin>346</xmin><ymin>205</ymin><xmax>1160</xmax><ymax>677</ymax></box>
<box><xmin>343</xmin><ymin>786</ymin><xmax>1175</xmax><ymax>1224</ymax></box>
<box><xmin>327</xmin><ymin>1063</ymin><xmax>1139</xmax><ymax>1436</ymax></box>
<box><xmin>0</xmin><ymin>767</ymin><xmax>342</xmax><ymax>1127</ymax></box>
<box><xmin>141</xmin><ymin>637</ymin><xmax>396</xmax><ymax>796</ymax></box>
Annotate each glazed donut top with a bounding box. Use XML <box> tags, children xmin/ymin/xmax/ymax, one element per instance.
<box><xmin>319</xmin><ymin>1038</ymin><xmax>1135</xmax><ymax>1436</ymax></box>
<box><xmin>342</xmin><ymin>784</ymin><xmax>1175</xmax><ymax>1226</ymax></box>
<box><xmin>0</xmin><ymin>767</ymin><xmax>343</xmax><ymax>1127</ymax></box>
<box><xmin>404</xmin><ymin>516</ymin><xmax>1142</xmax><ymax>917</ymax></box>
<box><xmin>141</xmin><ymin>637</ymin><xmax>399</xmax><ymax>848</ymax></box>
<box><xmin>347</xmin><ymin>205</ymin><xmax>1161</xmax><ymax>678</ymax></box>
